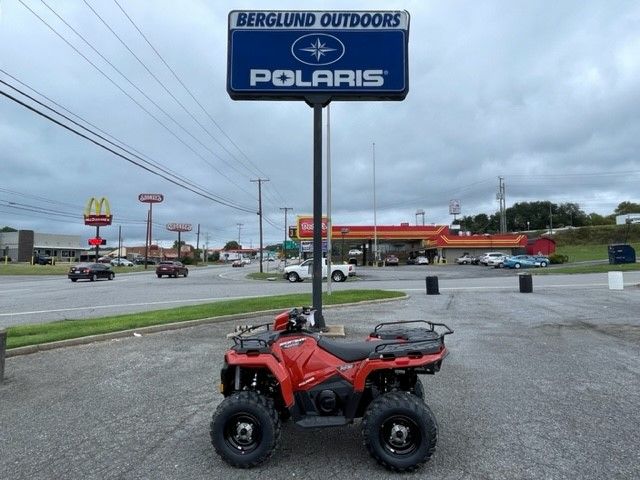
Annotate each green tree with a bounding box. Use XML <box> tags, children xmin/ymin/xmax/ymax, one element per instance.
<box><xmin>614</xmin><ymin>201</ymin><xmax>640</xmax><ymax>215</ymax></box>
<box><xmin>1</xmin><ymin>226</ymin><xmax>17</xmax><ymax>232</ymax></box>
<box><xmin>224</xmin><ymin>240</ymin><xmax>241</xmax><ymax>250</ymax></box>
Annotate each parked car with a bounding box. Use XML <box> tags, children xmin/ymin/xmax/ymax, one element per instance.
<box><xmin>479</xmin><ymin>252</ymin><xmax>507</xmax><ymax>266</ymax></box>
<box><xmin>110</xmin><ymin>258</ymin><xmax>134</xmax><ymax>267</ymax></box>
<box><xmin>33</xmin><ymin>253</ymin><xmax>53</xmax><ymax>265</ymax></box>
<box><xmin>415</xmin><ymin>256</ymin><xmax>429</xmax><ymax>265</ymax></box>
<box><xmin>156</xmin><ymin>261</ymin><xmax>189</xmax><ymax>278</ymax></box>
<box><xmin>98</xmin><ymin>256</ymin><xmax>112</xmax><ymax>264</ymax></box>
<box><xmin>486</xmin><ymin>254</ymin><xmax>508</xmax><ymax>268</ymax></box>
<box><xmin>348</xmin><ymin>249</ymin><xmax>363</xmax><ymax>256</ymax></box>
<box><xmin>532</xmin><ymin>255</ymin><xmax>550</xmax><ymax>267</ymax></box>
<box><xmin>384</xmin><ymin>255</ymin><xmax>399</xmax><ymax>266</ymax></box>
<box><xmin>455</xmin><ymin>254</ymin><xmax>473</xmax><ymax>265</ymax></box>
<box><xmin>503</xmin><ymin>255</ymin><xmax>539</xmax><ymax>269</ymax></box>
<box><xmin>134</xmin><ymin>258</ymin><xmax>157</xmax><ymax>265</ymax></box>
<box><xmin>406</xmin><ymin>257</ymin><xmax>416</xmax><ymax>265</ymax></box>
<box><xmin>241</xmin><ymin>257</ymin><xmax>251</xmax><ymax>265</ymax></box>
<box><xmin>232</xmin><ymin>259</ymin><xmax>244</xmax><ymax>267</ymax></box>
<box><xmin>68</xmin><ymin>263</ymin><xmax>114</xmax><ymax>282</ymax></box>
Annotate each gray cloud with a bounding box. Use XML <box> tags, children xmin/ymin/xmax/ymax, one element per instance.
<box><xmin>1</xmin><ymin>0</ymin><xmax>639</xmax><ymax>248</ymax></box>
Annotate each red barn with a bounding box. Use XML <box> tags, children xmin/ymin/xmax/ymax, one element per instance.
<box><xmin>526</xmin><ymin>237</ymin><xmax>556</xmax><ymax>256</ymax></box>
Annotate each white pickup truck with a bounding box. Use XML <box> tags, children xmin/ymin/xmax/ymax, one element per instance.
<box><xmin>283</xmin><ymin>258</ymin><xmax>355</xmax><ymax>283</ymax></box>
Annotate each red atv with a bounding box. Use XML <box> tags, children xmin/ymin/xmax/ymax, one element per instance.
<box><xmin>210</xmin><ymin>307</ymin><xmax>453</xmax><ymax>472</ymax></box>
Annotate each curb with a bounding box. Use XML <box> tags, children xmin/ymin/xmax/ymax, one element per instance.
<box><xmin>5</xmin><ymin>294</ymin><xmax>408</xmax><ymax>357</ymax></box>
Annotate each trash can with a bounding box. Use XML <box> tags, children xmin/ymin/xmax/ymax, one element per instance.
<box><xmin>426</xmin><ymin>276</ymin><xmax>440</xmax><ymax>295</ymax></box>
<box><xmin>518</xmin><ymin>273</ymin><xmax>533</xmax><ymax>293</ymax></box>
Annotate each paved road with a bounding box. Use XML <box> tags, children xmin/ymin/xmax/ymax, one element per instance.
<box><xmin>1</xmin><ymin>263</ymin><xmax>640</xmax><ymax>327</ymax></box>
<box><xmin>1</xmin><ymin>286</ymin><xmax>639</xmax><ymax>479</ymax></box>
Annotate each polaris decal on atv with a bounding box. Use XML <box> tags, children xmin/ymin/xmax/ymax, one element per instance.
<box><xmin>338</xmin><ymin>363</ymin><xmax>354</xmax><ymax>372</ymax></box>
<box><xmin>280</xmin><ymin>338</ymin><xmax>306</xmax><ymax>349</ymax></box>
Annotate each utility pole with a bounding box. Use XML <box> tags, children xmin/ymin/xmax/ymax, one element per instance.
<box><xmin>549</xmin><ymin>203</ymin><xmax>553</xmax><ymax>235</ymax></box>
<box><xmin>195</xmin><ymin>223</ymin><xmax>200</xmax><ymax>265</ymax></box>
<box><xmin>280</xmin><ymin>207</ymin><xmax>293</xmax><ymax>269</ymax></box>
<box><xmin>204</xmin><ymin>232</ymin><xmax>210</xmax><ymax>263</ymax></box>
<box><xmin>497</xmin><ymin>176</ymin><xmax>507</xmax><ymax>233</ymax></box>
<box><xmin>251</xmin><ymin>178</ymin><xmax>269</xmax><ymax>273</ymax></box>
<box><xmin>236</xmin><ymin>223</ymin><xmax>243</xmax><ymax>246</ymax></box>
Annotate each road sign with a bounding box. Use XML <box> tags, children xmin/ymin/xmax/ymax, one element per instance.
<box><xmin>227</xmin><ymin>10</ymin><xmax>410</xmax><ymax>101</ymax></box>
<box><xmin>283</xmin><ymin>240</ymin><xmax>299</xmax><ymax>249</ymax></box>
<box><xmin>297</xmin><ymin>215</ymin><xmax>328</xmax><ymax>238</ymax></box>
<box><xmin>84</xmin><ymin>197</ymin><xmax>112</xmax><ymax>226</ymax></box>
<box><xmin>138</xmin><ymin>193</ymin><xmax>164</xmax><ymax>203</ymax></box>
<box><xmin>88</xmin><ymin>237</ymin><xmax>106</xmax><ymax>246</ymax></box>
<box><xmin>166</xmin><ymin>223</ymin><xmax>192</xmax><ymax>232</ymax></box>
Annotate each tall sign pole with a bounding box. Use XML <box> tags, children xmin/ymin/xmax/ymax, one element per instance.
<box><xmin>139</xmin><ymin>194</ymin><xmax>164</xmax><ymax>269</ymax></box>
<box><xmin>227</xmin><ymin>10</ymin><xmax>410</xmax><ymax>329</ymax></box>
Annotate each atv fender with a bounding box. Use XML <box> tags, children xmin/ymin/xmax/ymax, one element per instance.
<box><xmin>353</xmin><ymin>348</ymin><xmax>448</xmax><ymax>392</ymax></box>
<box><xmin>224</xmin><ymin>351</ymin><xmax>295</xmax><ymax>407</ymax></box>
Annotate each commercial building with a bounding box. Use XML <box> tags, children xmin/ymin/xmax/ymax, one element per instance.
<box><xmin>290</xmin><ymin>216</ymin><xmax>529</xmax><ymax>264</ymax></box>
<box><xmin>0</xmin><ymin>230</ymin><xmax>85</xmax><ymax>262</ymax></box>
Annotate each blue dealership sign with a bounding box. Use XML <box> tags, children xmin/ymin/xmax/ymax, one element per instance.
<box><xmin>227</xmin><ymin>11</ymin><xmax>410</xmax><ymax>101</ymax></box>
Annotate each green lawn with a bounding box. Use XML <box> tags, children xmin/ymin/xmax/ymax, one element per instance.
<box><xmin>6</xmin><ymin>290</ymin><xmax>405</xmax><ymax>349</ymax></box>
<box><xmin>556</xmin><ymin>242</ymin><xmax>640</xmax><ymax>263</ymax></box>
<box><xmin>537</xmin><ymin>263</ymin><xmax>640</xmax><ymax>275</ymax></box>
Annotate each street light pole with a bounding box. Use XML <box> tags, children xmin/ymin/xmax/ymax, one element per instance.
<box><xmin>372</xmin><ymin>142</ymin><xmax>378</xmax><ymax>265</ymax></box>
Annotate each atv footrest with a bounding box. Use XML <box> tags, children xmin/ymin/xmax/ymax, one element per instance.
<box><xmin>295</xmin><ymin>415</ymin><xmax>348</xmax><ymax>428</ymax></box>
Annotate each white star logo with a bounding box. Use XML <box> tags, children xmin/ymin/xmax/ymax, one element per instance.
<box><xmin>300</xmin><ymin>38</ymin><xmax>337</xmax><ymax>62</ymax></box>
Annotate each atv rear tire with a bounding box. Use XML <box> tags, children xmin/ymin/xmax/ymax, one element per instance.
<box><xmin>362</xmin><ymin>391</ymin><xmax>437</xmax><ymax>472</ymax></box>
<box><xmin>210</xmin><ymin>391</ymin><xmax>281</xmax><ymax>468</ymax></box>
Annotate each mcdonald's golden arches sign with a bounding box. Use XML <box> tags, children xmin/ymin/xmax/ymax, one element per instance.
<box><xmin>84</xmin><ymin>197</ymin><xmax>113</xmax><ymax>226</ymax></box>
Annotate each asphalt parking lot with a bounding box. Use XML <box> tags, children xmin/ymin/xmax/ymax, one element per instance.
<box><xmin>1</xmin><ymin>284</ymin><xmax>639</xmax><ymax>480</ymax></box>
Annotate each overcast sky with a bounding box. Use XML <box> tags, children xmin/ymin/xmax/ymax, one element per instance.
<box><xmin>1</xmin><ymin>0</ymin><xmax>639</xmax><ymax>248</ymax></box>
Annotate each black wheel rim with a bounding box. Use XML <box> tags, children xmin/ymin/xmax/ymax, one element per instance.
<box><xmin>379</xmin><ymin>415</ymin><xmax>421</xmax><ymax>456</ymax></box>
<box><xmin>224</xmin><ymin>413</ymin><xmax>262</xmax><ymax>454</ymax></box>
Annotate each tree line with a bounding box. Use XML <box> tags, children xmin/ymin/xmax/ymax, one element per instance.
<box><xmin>454</xmin><ymin>201</ymin><xmax>640</xmax><ymax>234</ymax></box>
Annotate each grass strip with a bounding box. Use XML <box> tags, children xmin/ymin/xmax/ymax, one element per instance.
<box><xmin>6</xmin><ymin>290</ymin><xmax>404</xmax><ymax>349</ymax></box>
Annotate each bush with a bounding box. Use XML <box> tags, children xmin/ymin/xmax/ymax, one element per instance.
<box><xmin>549</xmin><ymin>253</ymin><xmax>569</xmax><ymax>264</ymax></box>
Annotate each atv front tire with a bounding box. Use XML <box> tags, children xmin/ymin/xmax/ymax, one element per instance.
<box><xmin>362</xmin><ymin>391</ymin><xmax>437</xmax><ymax>472</ymax></box>
<box><xmin>210</xmin><ymin>391</ymin><xmax>281</xmax><ymax>468</ymax></box>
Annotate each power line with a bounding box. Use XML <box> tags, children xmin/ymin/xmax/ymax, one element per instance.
<box><xmin>25</xmin><ymin>0</ymin><xmax>255</xmax><ymax>199</ymax></box>
<box><xmin>0</xmin><ymin>75</ymin><xmax>252</xmax><ymax>211</ymax></box>
<box><xmin>0</xmin><ymin>70</ymin><xmax>218</xmax><ymax>202</ymax></box>
<box><xmin>0</xmin><ymin>85</ymin><xmax>256</xmax><ymax>213</ymax></box>
<box><xmin>111</xmin><ymin>0</ymin><xmax>274</xmax><ymax>183</ymax></box>
<box><xmin>81</xmin><ymin>0</ymin><xmax>259</xmax><ymax>186</ymax></box>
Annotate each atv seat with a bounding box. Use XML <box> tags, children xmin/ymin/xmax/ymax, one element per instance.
<box><xmin>317</xmin><ymin>337</ymin><xmax>379</xmax><ymax>362</ymax></box>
